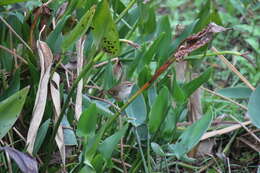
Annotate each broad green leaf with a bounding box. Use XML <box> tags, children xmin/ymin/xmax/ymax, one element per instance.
<box><xmin>151</xmin><ymin>142</ymin><xmax>165</xmax><ymax>156</ymax></box>
<box><xmin>168</xmin><ymin>113</ymin><xmax>212</xmax><ymax>158</ymax></box>
<box><xmin>173</xmin><ymin>78</ymin><xmax>187</xmax><ymax>103</ymax></box>
<box><xmin>138</xmin><ymin>4</ymin><xmax>156</xmax><ymax>36</ymax></box>
<box><xmin>62</xmin><ymin>116</ymin><xmax>78</xmax><ymax>146</ymax></box>
<box><xmin>194</xmin><ymin>0</ymin><xmax>211</xmax><ymax>32</ymax></box>
<box><xmin>161</xmin><ymin>108</ymin><xmax>178</xmax><ymax>141</ymax></box>
<box><xmin>156</xmin><ymin>16</ymin><xmax>173</xmax><ymax>65</ymax></box>
<box><xmin>183</xmin><ymin>68</ymin><xmax>213</xmax><ymax>97</ymax></box>
<box><xmin>103</xmin><ymin>62</ymin><xmax>117</xmax><ymax>90</ymax></box>
<box><xmin>138</xmin><ymin>66</ymin><xmax>152</xmax><ymax>87</ymax></box>
<box><xmin>33</xmin><ymin>119</ymin><xmax>50</xmax><ymax>155</ymax></box>
<box><xmin>92</xmin><ymin>0</ymin><xmax>120</xmax><ymax>56</ymax></box>
<box><xmin>79</xmin><ymin>165</ymin><xmax>96</xmax><ymax>173</ymax></box>
<box><xmin>148</xmin><ymin>86</ymin><xmax>169</xmax><ymax>134</ymax></box>
<box><xmin>47</xmin><ymin>15</ymin><xmax>70</xmax><ymax>52</ymax></box>
<box><xmin>125</xmin><ymin>85</ymin><xmax>147</xmax><ymax>126</ymax></box>
<box><xmin>62</xmin><ymin>6</ymin><xmax>96</xmax><ymax>50</ymax></box>
<box><xmin>0</xmin><ymin>86</ymin><xmax>29</xmax><ymax>139</ymax></box>
<box><xmin>248</xmin><ymin>85</ymin><xmax>260</xmax><ymax>128</ymax></box>
<box><xmin>83</xmin><ymin>95</ymin><xmax>114</xmax><ymax>117</ymax></box>
<box><xmin>98</xmin><ymin>124</ymin><xmax>128</xmax><ymax>159</ymax></box>
<box><xmin>217</xmin><ymin>87</ymin><xmax>252</xmax><ymax>99</ymax></box>
<box><xmin>77</xmin><ymin>103</ymin><xmax>97</xmax><ymax>137</ymax></box>
<box><xmin>136</xmin><ymin>124</ymin><xmax>149</xmax><ymax>141</ymax></box>
<box><xmin>148</xmin><ymin>86</ymin><xmax>157</xmax><ymax>107</ymax></box>
<box><xmin>142</xmin><ymin>33</ymin><xmax>166</xmax><ymax>65</ymax></box>
<box><xmin>0</xmin><ymin>0</ymin><xmax>29</xmax><ymax>5</ymax></box>
<box><xmin>229</xmin><ymin>0</ymin><xmax>246</xmax><ymax>15</ymax></box>
<box><xmin>92</xmin><ymin>154</ymin><xmax>105</xmax><ymax>173</ymax></box>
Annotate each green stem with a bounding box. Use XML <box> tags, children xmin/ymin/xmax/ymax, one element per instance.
<box><xmin>134</xmin><ymin>129</ymin><xmax>149</xmax><ymax>173</ymax></box>
<box><xmin>115</xmin><ymin>0</ymin><xmax>137</xmax><ymax>24</ymax></box>
<box><xmin>184</xmin><ymin>51</ymin><xmax>242</xmax><ymax>60</ymax></box>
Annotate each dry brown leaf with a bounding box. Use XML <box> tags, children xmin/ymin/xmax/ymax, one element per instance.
<box><xmin>75</xmin><ymin>37</ymin><xmax>85</xmax><ymax>121</ymax></box>
<box><xmin>196</xmin><ymin>139</ymin><xmax>216</xmax><ymax>157</ymax></box>
<box><xmin>174</xmin><ymin>23</ymin><xmax>228</xmax><ymax>60</ymax></box>
<box><xmin>26</xmin><ymin>41</ymin><xmax>53</xmax><ymax>154</ymax></box>
<box><xmin>50</xmin><ymin>72</ymin><xmax>66</xmax><ymax>167</ymax></box>
<box><xmin>113</xmin><ymin>59</ymin><xmax>123</xmax><ymax>81</ymax></box>
<box><xmin>0</xmin><ymin>146</ymin><xmax>38</xmax><ymax>173</ymax></box>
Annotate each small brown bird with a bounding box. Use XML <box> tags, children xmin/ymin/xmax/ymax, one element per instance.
<box><xmin>107</xmin><ymin>81</ymin><xmax>134</xmax><ymax>101</ymax></box>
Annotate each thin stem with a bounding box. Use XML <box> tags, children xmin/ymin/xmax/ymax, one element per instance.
<box><xmin>0</xmin><ymin>16</ymin><xmax>33</xmax><ymax>52</ymax></box>
<box><xmin>211</xmin><ymin>47</ymin><xmax>255</xmax><ymax>91</ymax></box>
<box><xmin>134</xmin><ymin>129</ymin><xmax>149</xmax><ymax>173</ymax></box>
<box><xmin>202</xmin><ymin>87</ymin><xmax>248</xmax><ymax>111</ymax></box>
<box><xmin>115</xmin><ymin>0</ymin><xmax>137</xmax><ymax>24</ymax></box>
<box><xmin>184</xmin><ymin>50</ymin><xmax>242</xmax><ymax>60</ymax></box>
<box><xmin>228</xmin><ymin>114</ymin><xmax>260</xmax><ymax>143</ymax></box>
<box><xmin>0</xmin><ymin>45</ymin><xmax>28</xmax><ymax>64</ymax></box>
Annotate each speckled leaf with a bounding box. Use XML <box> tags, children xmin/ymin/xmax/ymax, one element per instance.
<box><xmin>93</xmin><ymin>0</ymin><xmax>120</xmax><ymax>56</ymax></box>
<box><xmin>0</xmin><ymin>86</ymin><xmax>29</xmax><ymax>139</ymax></box>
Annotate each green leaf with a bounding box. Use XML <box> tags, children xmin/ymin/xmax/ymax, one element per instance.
<box><xmin>217</xmin><ymin>87</ymin><xmax>252</xmax><ymax>99</ymax></box>
<box><xmin>83</xmin><ymin>95</ymin><xmax>114</xmax><ymax>117</ymax></box>
<box><xmin>92</xmin><ymin>154</ymin><xmax>105</xmax><ymax>173</ymax></box>
<box><xmin>61</xmin><ymin>6</ymin><xmax>96</xmax><ymax>50</ymax></box>
<box><xmin>125</xmin><ymin>85</ymin><xmax>147</xmax><ymax>127</ymax></box>
<box><xmin>161</xmin><ymin>108</ymin><xmax>178</xmax><ymax>141</ymax></box>
<box><xmin>245</xmin><ymin>38</ymin><xmax>260</xmax><ymax>54</ymax></box>
<box><xmin>168</xmin><ymin>113</ymin><xmax>212</xmax><ymax>158</ymax></box>
<box><xmin>229</xmin><ymin>0</ymin><xmax>246</xmax><ymax>15</ymax></box>
<box><xmin>98</xmin><ymin>124</ymin><xmax>128</xmax><ymax>159</ymax></box>
<box><xmin>79</xmin><ymin>165</ymin><xmax>96</xmax><ymax>173</ymax></box>
<box><xmin>194</xmin><ymin>0</ymin><xmax>211</xmax><ymax>32</ymax></box>
<box><xmin>92</xmin><ymin>0</ymin><xmax>120</xmax><ymax>56</ymax></box>
<box><xmin>183</xmin><ymin>68</ymin><xmax>213</xmax><ymax>97</ymax></box>
<box><xmin>172</xmin><ymin>78</ymin><xmax>187</xmax><ymax>103</ymax></box>
<box><xmin>103</xmin><ymin>62</ymin><xmax>117</xmax><ymax>90</ymax></box>
<box><xmin>151</xmin><ymin>142</ymin><xmax>165</xmax><ymax>156</ymax></box>
<box><xmin>46</xmin><ymin>15</ymin><xmax>70</xmax><ymax>52</ymax></box>
<box><xmin>77</xmin><ymin>103</ymin><xmax>97</xmax><ymax>137</ymax></box>
<box><xmin>0</xmin><ymin>0</ymin><xmax>29</xmax><ymax>5</ymax></box>
<box><xmin>33</xmin><ymin>119</ymin><xmax>50</xmax><ymax>155</ymax></box>
<box><xmin>148</xmin><ymin>86</ymin><xmax>169</xmax><ymax>134</ymax></box>
<box><xmin>248</xmin><ymin>85</ymin><xmax>260</xmax><ymax>128</ymax></box>
<box><xmin>142</xmin><ymin>33</ymin><xmax>166</xmax><ymax>65</ymax></box>
<box><xmin>62</xmin><ymin>116</ymin><xmax>78</xmax><ymax>146</ymax></box>
<box><xmin>148</xmin><ymin>86</ymin><xmax>157</xmax><ymax>107</ymax></box>
<box><xmin>0</xmin><ymin>86</ymin><xmax>29</xmax><ymax>139</ymax></box>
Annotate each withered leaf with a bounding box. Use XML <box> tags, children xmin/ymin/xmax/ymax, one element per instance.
<box><xmin>174</xmin><ymin>23</ymin><xmax>228</xmax><ymax>60</ymax></box>
<box><xmin>0</xmin><ymin>146</ymin><xmax>38</xmax><ymax>173</ymax></box>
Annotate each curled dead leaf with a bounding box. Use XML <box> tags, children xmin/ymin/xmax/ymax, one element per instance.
<box><xmin>174</xmin><ymin>23</ymin><xmax>228</xmax><ymax>60</ymax></box>
<box><xmin>0</xmin><ymin>146</ymin><xmax>38</xmax><ymax>173</ymax></box>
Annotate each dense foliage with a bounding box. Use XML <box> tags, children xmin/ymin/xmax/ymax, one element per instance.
<box><xmin>0</xmin><ymin>0</ymin><xmax>259</xmax><ymax>172</ymax></box>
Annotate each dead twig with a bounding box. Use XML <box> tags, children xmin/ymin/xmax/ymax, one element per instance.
<box><xmin>202</xmin><ymin>87</ymin><xmax>248</xmax><ymax>111</ymax></box>
<box><xmin>0</xmin><ymin>45</ymin><xmax>28</xmax><ymax>65</ymax></box>
<box><xmin>201</xmin><ymin>121</ymin><xmax>251</xmax><ymax>140</ymax></box>
<box><xmin>0</xmin><ymin>16</ymin><xmax>32</xmax><ymax>52</ymax></box>
<box><xmin>211</xmin><ymin>47</ymin><xmax>255</xmax><ymax>91</ymax></box>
